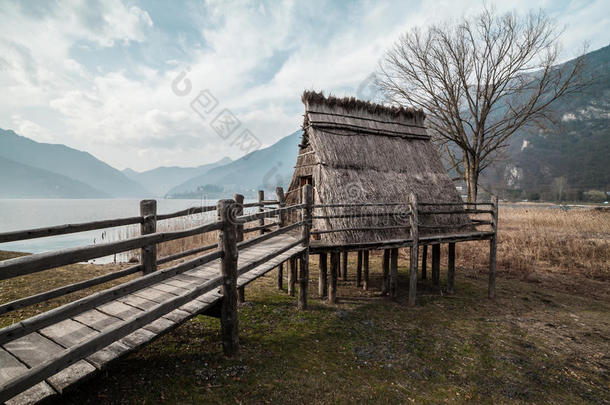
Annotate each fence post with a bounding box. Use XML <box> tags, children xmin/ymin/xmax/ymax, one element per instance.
<box><xmin>489</xmin><ymin>195</ymin><xmax>498</xmax><ymax>299</ymax></box>
<box><xmin>276</xmin><ymin>187</ymin><xmax>286</xmax><ymax>290</ymax></box>
<box><xmin>408</xmin><ymin>192</ymin><xmax>419</xmax><ymax>306</ymax></box>
<box><xmin>139</xmin><ymin>200</ymin><xmax>157</xmax><ymax>274</ymax></box>
<box><xmin>234</xmin><ymin>194</ymin><xmax>245</xmax><ymax>304</ymax></box>
<box><xmin>258</xmin><ymin>190</ymin><xmax>265</xmax><ymax>235</ymax></box>
<box><xmin>217</xmin><ymin>199</ymin><xmax>239</xmax><ymax>357</ymax></box>
<box><xmin>298</xmin><ymin>183</ymin><xmax>312</xmax><ymax>310</ymax></box>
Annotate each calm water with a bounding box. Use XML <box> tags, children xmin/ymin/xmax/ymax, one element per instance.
<box><xmin>0</xmin><ymin>199</ymin><xmax>221</xmax><ymax>261</ymax></box>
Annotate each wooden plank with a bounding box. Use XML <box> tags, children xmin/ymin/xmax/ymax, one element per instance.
<box><xmin>163</xmin><ymin>309</ymin><xmax>190</xmax><ymax>323</ymax></box>
<box><xmin>151</xmin><ymin>283</ymin><xmax>187</xmax><ymax>295</ymax></box>
<box><xmin>73</xmin><ymin>309</ymin><xmax>121</xmax><ymax>332</ymax></box>
<box><xmin>0</xmin><ymin>349</ymin><xmax>56</xmax><ymax>405</ymax></box>
<box><xmin>118</xmin><ymin>329</ymin><xmax>156</xmax><ymax>349</ymax></box>
<box><xmin>3</xmin><ymin>333</ymin><xmax>96</xmax><ymax>393</ymax></box>
<box><xmin>86</xmin><ymin>342</ymin><xmax>131</xmax><ymax>370</ymax></box>
<box><xmin>142</xmin><ymin>318</ymin><xmax>175</xmax><ymax>335</ymax></box>
<box><xmin>132</xmin><ymin>287</ymin><xmax>176</xmax><ymax>303</ymax></box>
<box><xmin>40</xmin><ymin>319</ymin><xmax>98</xmax><ymax>348</ymax></box>
<box><xmin>116</xmin><ymin>294</ymin><xmax>157</xmax><ymax>311</ymax></box>
<box><xmin>97</xmin><ymin>301</ymin><xmax>142</xmax><ymax>321</ymax></box>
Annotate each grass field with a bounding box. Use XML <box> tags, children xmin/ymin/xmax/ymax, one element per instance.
<box><xmin>0</xmin><ymin>207</ymin><xmax>608</xmax><ymax>404</ymax></box>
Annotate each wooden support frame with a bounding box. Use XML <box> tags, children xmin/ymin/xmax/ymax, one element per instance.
<box><xmin>217</xmin><ymin>199</ymin><xmax>239</xmax><ymax>357</ymax></box>
<box><xmin>140</xmin><ymin>200</ymin><xmax>157</xmax><ymax>274</ymax></box>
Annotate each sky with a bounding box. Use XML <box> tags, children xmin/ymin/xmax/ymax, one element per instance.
<box><xmin>0</xmin><ymin>0</ymin><xmax>608</xmax><ymax>172</ymax></box>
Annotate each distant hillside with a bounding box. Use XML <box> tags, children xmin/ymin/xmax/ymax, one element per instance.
<box><xmin>168</xmin><ymin>131</ymin><xmax>301</xmax><ymax>198</ymax></box>
<box><xmin>0</xmin><ymin>156</ymin><xmax>109</xmax><ymax>198</ymax></box>
<box><xmin>123</xmin><ymin>157</ymin><xmax>231</xmax><ymax>197</ymax></box>
<box><xmin>478</xmin><ymin>44</ymin><xmax>610</xmax><ymax>201</ymax></box>
<box><xmin>0</xmin><ymin>129</ymin><xmax>149</xmax><ymax>198</ymax></box>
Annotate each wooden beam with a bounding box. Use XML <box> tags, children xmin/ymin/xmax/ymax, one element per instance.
<box><xmin>356</xmin><ymin>251</ymin><xmax>363</xmax><ymax>287</ymax></box>
<box><xmin>341</xmin><ymin>252</ymin><xmax>348</xmax><ymax>281</ymax></box>
<box><xmin>421</xmin><ymin>245</ymin><xmax>428</xmax><ymax>280</ymax></box>
<box><xmin>258</xmin><ymin>190</ymin><xmax>265</xmax><ymax>235</ymax></box>
<box><xmin>298</xmin><ymin>184</ymin><xmax>312</xmax><ymax>310</ymax></box>
<box><xmin>276</xmin><ymin>187</ymin><xmax>286</xmax><ymax>291</ymax></box>
<box><xmin>234</xmin><ymin>194</ymin><xmax>245</xmax><ymax>305</ymax></box>
<box><xmin>140</xmin><ymin>200</ymin><xmax>157</xmax><ymax>274</ymax></box>
<box><xmin>288</xmin><ymin>257</ymin><xmax>297</xmax><ymax>296</ymax></box>
<box><xmin>389</xmin><ymin>248</ymin><xmax>398</xmax><ymax>298</ymax></box>
<box><xmin>381</xmin><ymin>249</ymin><xmax>390</xmax><ymax>296</ymax></box>
<box><xmin>217</xmin><ymin>200</ymin><xmax>239</xmax><ymax>357</ymax></box>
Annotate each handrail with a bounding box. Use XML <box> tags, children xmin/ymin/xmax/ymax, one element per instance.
<box><xmin>312</xmin><ymin>211</ymin><xmax>410</xmax><ymax>219</ymax></box>
<box><xmin>0</xmin><ymin>221</ymin><xmax>223</xmax><ymax>281</ymax></box>
<box><xmin>0</xmin><ymin>216</ymin><xmax>143</xmax><ymax>244</ymax></box>
<box><xmin>313</xmin><ymin>203</ymin><xmax>409</xmax><ymax>208</ymax></box>
<box><xmin>0</xmin><ymin>249</ymin><xmax>223</xmax><ymax>346</ymax></box>
<box><xmin>236</xmin><ymin>204</ymin><xmax>305</xmax><ymax>224</ymax></box>
<box><xmin>237</xmin><ymin>221</ymin><xmax>303</xmax><ymax>250</ymax></box>
<box><xmin>156</xmin><ymin>243</ymin><xmax>218</xmax><ymax>265</ymax></box>
<box><xmin>418</xmin><ymin>209</ymin><xmax>493</xmax><ymax>215</ymax></box>
<box><xmin>311</xmin><ymin>225</ymin><xmax>411</xmax><ymax>235</ymax></box>
<box><xmin>156</xmin><ymin>205</ymin><xmax>217</xmax><ymax>220</ymax></box>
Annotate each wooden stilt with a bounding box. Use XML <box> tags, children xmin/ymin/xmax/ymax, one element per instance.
<box><xmin>421</xmin><ymin>245</ymin><xmax>428</xmax><ymax>280</ymax></box>
<box><xmin>363</xmin><ymin>251</ymin><xmax>369</xmax><ymax>290</ymax></box>
<box><xmin>234</xmin><ymin>194</ymin><xmax>245</xmax><ymax>304</ymax></box>
<box><xmin>432</xmin><ymin>244</ymin><xmax>440</xmax><ymax>288</ymax></box>
<box><xmin>288</xmin><ymin>257</ymin><xmax>297</xmax><ymax>296</ymax></box>
<box><xmin>298</xmin><ymin>253</ymin><xmax>309</xmax><ymax>310</ymax></box>
<box><xmin>277</xmin><ymin>263</ymin><xmax>283</xmax><ymax>290</ymax></box>
<box><xmin>341</xmin><ymin>251</ymin><xmax>348</xmax><ymax>281</ymax></box>
<box><xmin>489</xmin><ymin>195</ymin><xmax>498</xmax><ymax>299</ymax></box>
<box><xmin>276</xmin><ymin>187</ymin><xmax>286</xmax><ymax>291</ymax></box>
<box><xmin>356</xmin><ymin>251</ymin><xmax>363</xmax><ymax>287</ymax></box>
<box><xmin>447</xmin><ymin>242</ymin><xmax>455</xmax><ymax>294</ymax></box>
<box><xmin>298</xmin><ymin>184</ymin><xmax>312</xmax><ymax>310</ymax></box>
<box><xmin>408</xmin><ymin>192</ymin><xmax>419</xmax><ymax>307</ymax></box>
<box><xmin>329</xmin><ymin>252</ymin><xmax>339</xmax><ymax>304</ymax></box>
<box><xmin>318</xmin><ymin>253</ymin><xmax>328</xmax><ymax>298</ymax></box>
<box><xmin>389</xmin><ymin>248</ymin><xmax>398</xmax><ymax>298</ymax></box>
<box><xmin>381</xmin><ymin>249</ymin><xmax>390</xmax><ymax>295</ymax></box>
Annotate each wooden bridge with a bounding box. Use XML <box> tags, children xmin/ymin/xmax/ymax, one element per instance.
<box><xmin>0</xmin><ymin>185</ymin><xmax>497</xmax><ymax>404</ymax></box>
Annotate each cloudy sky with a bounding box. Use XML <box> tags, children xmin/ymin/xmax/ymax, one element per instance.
<box><xmin>0</xmin><ymin>0</ymin><xmax>608</xmax><ymax>171</ymax></box>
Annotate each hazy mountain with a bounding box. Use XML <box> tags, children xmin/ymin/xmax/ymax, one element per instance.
<box><xmin>481</xmin><ymin>44</ymin><xmax>610</xmax><ymax>201</ymax></box>
<box><xmin>0</xmin><ymin>156</ymin><xmax>110</xmax><ymax>198</ymax></box>
<box><xmin>123</xmin><ymin>157</ymin><xmax>232</xmax><ymax>197</ymax></box>
<box><xmin>168</xmin><ymin>131</ymin><xmax>301</xmax><ymax>198</ymax></box>
<box><xmin>0</xmin><ymin>129</ymin><xmax>149</xmax><ymax>198</ymax></box>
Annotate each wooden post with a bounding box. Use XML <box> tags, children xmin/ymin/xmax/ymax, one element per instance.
<box><xmin>381</xmin><ymin>249</ymin><xmax>390</xmax><ymax>295</ymax></box>
<box><xmin>362</xmin><ymin>250</ymin><xmax>369</xmax><ymax>290</ymax></box>
<box><xmin>329</xmin><ymin>252</ymin><xmax>339</xmax><ymax>304</ymax></box>
<box><xmin>447</xmin><ymin>242</ymin><xmax>455</xmax><ymax>295</ymax></box>
<box><xmin>318</xmin><ymin>253</ymin><xmax>328</xmax><ymax>298</ymax></box>
<box><xmin>489</xmin><ymin>195</ymin><xmax>498</xmax><ymax>299</ymax></box>
<box><xmin>298</xmin><ymin>184</ymin><xmax>312</xmax><ymax>310</ymax></box>
<box><xmin>234</xmin><ymin>194</ymin><xmax>245</xmax><ymax>304</ymax></box>
<box><xmin>217</xmin><ymin>199</ymin><xmax>239</xmax><ymax>356</ymax></box>
<box><xmin>288</xmin><ymin>257</ymin><xmax>297</xmax><ymax>296</ymax></box>
<box><xmin>341</xmin><ymin>251</ymin><xmax>348</xmax><ymax>281</ymax></box>
<box><xmin>139</xmin><ymin>200</ymin><xmax>157</xmax><ymax>274</ymax></box>
<box><xmin>258</xmin><ymin>190</ymin><xmax>265</xmax><ymax>235</ymax></box>
<box><xmin>408</xmin><ymin>192</ymin><xmax>419</xmax><ymax>306</ymax></box>
<box><xmin>432</xmin><ymin>244</ymin><xmax>441</xmax><ymax>288</ymax></box>
<box><xmin>421</xmin><ymin>245</ymin><xmax>428</xmax><ymax>280</ymax></box>
<box><xmin>276</xmin><ymin>187</ymin><xmax>286</xmax><ymax>290</ymax></box>
<box><xmin>389</xmin><ymin>248</ymin><xmax>398</xmax><ymax>298</ymax></box>
<box><xmin>356</xmin><ymin>251</ymin><xmax>363</xmax><ymax>287</ymax></box>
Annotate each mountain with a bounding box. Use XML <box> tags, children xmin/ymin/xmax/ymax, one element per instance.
<box><xmin>168</xmin><ymin>131</ymin><xmax>301</xmax><ymax>198</ymax></box>
<box><xmin>122</xmin><ymin>157</ymin><xmax>232</xmax><ymax>197</ymax></box>
<box><xmin>0</xmin><ymin>129</ymin><xmax>149</xmax><ymax>198</ymax></box>
<box><xmin>479</xmin><ymin>44</ymin><xmax>610</xmax><ymax>201</ymax></box>
<box><xmin>0</xmin><ymin>156</ymin><xmax>110</xmax><ymax>198</ymax></box>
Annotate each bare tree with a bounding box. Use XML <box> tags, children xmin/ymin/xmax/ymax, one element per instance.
<box><xmin>377</xmin><ymin>7</ymin><xmax>586</xmax><ymax>202</ymax></box>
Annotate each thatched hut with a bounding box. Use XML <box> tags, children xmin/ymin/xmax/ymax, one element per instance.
<box><xmin>285</xmin><ymin>91</ymin><xmax>470</xmax><ymax>247</ymax></box>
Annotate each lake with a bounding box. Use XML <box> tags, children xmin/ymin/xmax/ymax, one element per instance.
<box><xmin>0</xmin><ymin>198</ymin><xmax>226</xmax><ymax>261</ymax></box>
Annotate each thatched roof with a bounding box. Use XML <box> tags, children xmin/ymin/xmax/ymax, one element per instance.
<box><xmin>286</xmin><ymin>91</ymin><xmax>470</xmax><ymax>246</ymax></box>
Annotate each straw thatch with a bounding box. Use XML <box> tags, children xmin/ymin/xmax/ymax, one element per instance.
<box><xmin>286</xmin><ymin>91</ymin><xmax>471</xmax><ymax>246</ymax></box>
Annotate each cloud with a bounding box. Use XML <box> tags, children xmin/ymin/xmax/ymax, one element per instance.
<box><xmin>0</xmin><ymin>0</ymin><xmax>607</xmax><ymax>171</ymax></box>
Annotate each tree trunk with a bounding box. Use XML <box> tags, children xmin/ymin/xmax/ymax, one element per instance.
<box><xmin>465</xmin><ymin>164</ymin><xmax>479</xmax><ymax>203</ymax></box>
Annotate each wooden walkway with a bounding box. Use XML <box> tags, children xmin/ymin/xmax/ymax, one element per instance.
<box><xmin>0</xmin><ymin>234</ymin><xmax>304</xmax><ymax>404</ymax></box>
